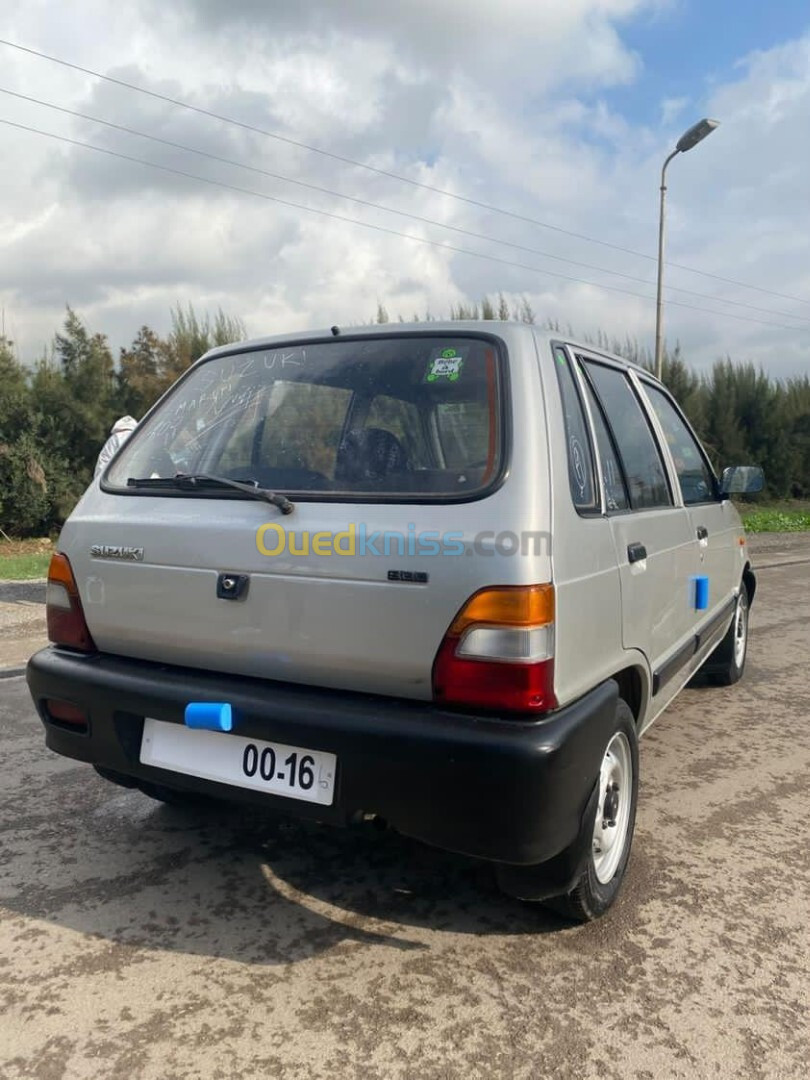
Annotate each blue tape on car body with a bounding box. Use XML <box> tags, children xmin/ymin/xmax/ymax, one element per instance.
<box><xmin>694</xmin><ymin>576</ymin><xmax>709</xmax><ymax>611</ymax></box>
<box><xmin>184</xmin><ymin>702</ymin><xmax>233</xmax><ymax>732</ymax></box>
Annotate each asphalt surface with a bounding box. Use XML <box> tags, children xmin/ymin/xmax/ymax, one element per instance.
<box><xmin>1</xmin><ymin>558</ymin><xmax>809</xmax><ymax>1079</ymax></box>
<box><xmin>0</xmin><ymin>581</ymin><xmax>46</xmax><ymax>675</ymax></box>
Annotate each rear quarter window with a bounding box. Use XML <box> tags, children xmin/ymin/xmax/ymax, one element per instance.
<box><xmin>553</xmin><ymin>347</ymin><xmax>598</xmax><ymax>513</ymax></box>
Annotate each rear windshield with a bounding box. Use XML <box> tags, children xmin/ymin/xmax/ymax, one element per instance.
<box><xmin>105</xmin><ymin>335</ymin><xmax>504</xmax><ymax>500</ymax></box>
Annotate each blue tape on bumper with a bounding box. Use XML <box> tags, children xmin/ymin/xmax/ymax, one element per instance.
<box><xmin>184</xmin><ymin>702</ymin><xmax>233</xmax><ymax>732</ymax></box>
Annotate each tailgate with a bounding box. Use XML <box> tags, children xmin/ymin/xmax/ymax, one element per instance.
<box><xmin>62</xmin><ymin>496</ymin><xmax>518</xmax><ymax>700</ymax></box>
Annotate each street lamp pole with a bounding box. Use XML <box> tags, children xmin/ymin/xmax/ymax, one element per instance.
<box><xmin>654</xmin><ymin>118</ymin><xmax>720</xmax><ymax>381</ymax></box>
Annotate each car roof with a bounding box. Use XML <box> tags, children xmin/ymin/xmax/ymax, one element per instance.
<box><xmin>201</xmin><ymin>321</ymin><xmax>653</xmax><ymax>379</ymax></box>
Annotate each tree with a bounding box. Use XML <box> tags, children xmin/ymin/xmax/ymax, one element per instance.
<box><xmin>159</xmin><ymin>303</ymin><xmax>247</xmax><ymax>384</ymax></box>
<box><xmin>0</xmin><ymin>434</ymin><xmax>49</xmax><ymax>537</ymax></box>
<box><xmin>517</xmin><ymin>296</ymin><xmax>536</xmax><ymax>324</ymax></box>
<box><xmin>118</xmin><ymin>326</ymin><xmax>166</xmax><ymax>418</ymax></box>
<box><xmin>0</xmin><ymin>336</ymin><xmax>33</xmax><ymax>445</ymax></box>
<box><xmin>52</xmin><ymin>307</ymin><xmax>117</xmax><ymax>468</ymax></box>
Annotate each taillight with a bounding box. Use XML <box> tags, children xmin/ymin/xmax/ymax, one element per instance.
<box><xmin>432</xmin><ymin>584</ymin><xmax>557</xmax><ymax>713</ymax></box>
<box><xmin>46</xmin><ymin>553</ymin><xmax>97</xmax><ymax>652</ymax></box>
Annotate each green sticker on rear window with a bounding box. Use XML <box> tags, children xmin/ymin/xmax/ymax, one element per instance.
<box><xmin>426</xmin><ymin>353</ymin><xmax>464</xmax><ymax>382</ymax></box>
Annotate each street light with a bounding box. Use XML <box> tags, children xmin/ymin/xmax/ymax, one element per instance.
<box><xmin>654</xmin><ymin>117</ymin><xmax>719</xmax><ymax>380</ymax></box>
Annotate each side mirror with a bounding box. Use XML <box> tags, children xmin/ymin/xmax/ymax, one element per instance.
<box><xmin>720</xmin><ymin>465</ymin><xmax>765</xmax><ymax>497</ymax></box>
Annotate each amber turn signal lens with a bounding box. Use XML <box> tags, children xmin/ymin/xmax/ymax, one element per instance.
<box><xmin>47</xmin><ymin>552</ymin><xmax>79</xmax><ymax>595</ymax></box>
<box><xmin>449</xmin><ymin>584</ymin><xmax>555</xmax><ymax>635</ymax></box>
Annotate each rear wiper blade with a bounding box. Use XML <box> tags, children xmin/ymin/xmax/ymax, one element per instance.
<box><xmin>127</xmin><ymin>473</ymin><xmax>294</xmax><ymax>515</ymax></box>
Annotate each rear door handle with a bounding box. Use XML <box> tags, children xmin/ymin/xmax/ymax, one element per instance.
<box><xmin>697</xmin><ymin>526</ymin><xmax>709</xmax><ymax>541</ymax></box>
<box><xmin>627</xmin><ymin>542</ymin><xmax>647</xmax><ymax>564</ymax></box>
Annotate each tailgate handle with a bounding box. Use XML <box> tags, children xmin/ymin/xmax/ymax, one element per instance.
<box><xmin>627</xmin><ymin>542</ymin><xmax>647</xmax><ymax>564</ymax></box>
<box><xmin>697</xmin><ymin>526</ymin><xmax>709</xmax><ymax>541</ymax></box>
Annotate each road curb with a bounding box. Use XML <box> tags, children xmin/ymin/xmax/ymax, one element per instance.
<box><xmin>0</xmin><ymin>667</ymin><xmax>26</xmax><ymax>679</ymax></box>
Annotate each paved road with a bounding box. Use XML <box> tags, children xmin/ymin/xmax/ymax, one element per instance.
<box><xmin>0</xmin><ymin>581</ymin><xmax>46</xmax><ymax>674</ymax></box>
<box><xmin>1</xmin><ymin>561</ymin><xmax>808</xmax><ymax>1079</ymax></box>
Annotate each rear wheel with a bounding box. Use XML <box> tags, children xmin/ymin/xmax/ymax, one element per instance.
<box><xmin>706</xmin><ymin>588</ymin><xmax>749</xmax><ymax>686</ymax></box>
<box><xmin>545</xmin><ymin>700</ymin><xmax>639</xmax><ymax>922</ymax></box>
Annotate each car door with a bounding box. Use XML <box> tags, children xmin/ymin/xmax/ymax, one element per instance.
<box><xmin>638</xmin><ymin>379</ymin><xmax>740</xmax><ymax>632</ymax></box>
<box><xmin>577</xmin><ymin>357</ymin><xmax>700</xmax><ymax>684</ymax></box>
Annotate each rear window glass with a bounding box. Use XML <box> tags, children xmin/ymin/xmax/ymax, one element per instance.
<box><xmin>435</xmin><ymin>402</ymin><xmax>492</xmax><ymax>469</ymax></box>
<box><xmin>106</xmin><ymin>336</ymin><xmax>504</xmax><ymax>499</ymax></box>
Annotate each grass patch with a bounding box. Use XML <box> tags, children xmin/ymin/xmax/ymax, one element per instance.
<box><xmin>0</xmin><ymin>538</ymin><xmax>53</xmax><ymax>580</ymax></box>
<box><xmin>0</xmin><ymin>553</ymin><xmax>52</xmax><ymax>579</ymax></box>
<box><xmin>739</xmin><ymin>504</ymin><xmax>810</xmax><ymax>533</ymax></box>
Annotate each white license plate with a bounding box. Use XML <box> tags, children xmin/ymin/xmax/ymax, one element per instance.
<box><xmin>140</xmin><ymin>718</ymin><xmax>336</xmax><ymax>806</ymax></box>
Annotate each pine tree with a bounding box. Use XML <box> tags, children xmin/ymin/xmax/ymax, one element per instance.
<box><xmin>159</xmin><ymin>304</ymin><xmax>246</xmax><ymax>384</ymax></box>
<box><xmin>118</xmin><ymin>326</ymin><xmax>166</xmax><ymax>418</ymax></box>
<box><xmin>45</xmin><ymin>307</ymin><xmax>117</xmax><ymax>474</ymax></box>
<box><xmin>517</xmin><ymin>296</ymin><xmax>536</xmax><ymax>324</ymax></box>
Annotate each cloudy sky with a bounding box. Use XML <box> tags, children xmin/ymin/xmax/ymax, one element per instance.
<box><xmin>1</xmin><ymin>0</ymin><xmax>809</xmax><ymax>375</ymax></box>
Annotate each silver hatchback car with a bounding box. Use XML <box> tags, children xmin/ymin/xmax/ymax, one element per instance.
<box><xmin>27</xmin><ymin>322</ymin><xmax>763</xmax><ymax>920</ymax></box>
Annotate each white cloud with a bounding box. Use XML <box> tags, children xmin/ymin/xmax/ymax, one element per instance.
<box><xmin>660</xmin><ymin>96</ymin><xmax>688</xmax><ymax>126</ymax></box>
<box><xmin>0</xmin><ymin>0</ymin><xmax>808</xmax><ymax>376</ymax></box>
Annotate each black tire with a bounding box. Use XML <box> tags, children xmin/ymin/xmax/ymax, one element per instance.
<box><xmin>705</xmin><ymin>587</ymin><xmax>749</xmax><ymax>686</ymax></box>
<box><xmin>544</xmin><ymin>699</ymin><xmax>639</xmax><ymax>922</ymax></box>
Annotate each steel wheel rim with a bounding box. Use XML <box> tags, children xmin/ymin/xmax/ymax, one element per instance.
<box><xmin>733</xmin><ymin>592</ymin><xmax>748</xmax><ymax>668</ymax></box>
<box><xmin>592</xmin><ymin>731</ymin><xmax>633</xmax><ymax>885</ymax></box>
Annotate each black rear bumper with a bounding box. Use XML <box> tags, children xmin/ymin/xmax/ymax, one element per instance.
<box><xmin>26</xmin><ymin>647</ymin><xmax>618</xmax><ymax>868</ymax></box>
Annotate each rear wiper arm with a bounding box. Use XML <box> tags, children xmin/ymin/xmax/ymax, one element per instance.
<box><xmin>127</xmin><ymin>473</ymin><xmax>294</xmax><ymax>515</ymax></box>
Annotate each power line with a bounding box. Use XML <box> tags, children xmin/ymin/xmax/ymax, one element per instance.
<box><xmin>5</xmin><ymin>85</ymin><xmax>808</xmax><ymax>328</ymax></box>
<box><xmin>2</xmin><ymin>36</ymin><xmax>809</xmax><ymax>311</ymax></box>
<box><xmin>1</xmin><ymin>115</ymin><xmax>806</xmax><ymax>336</ymax></box>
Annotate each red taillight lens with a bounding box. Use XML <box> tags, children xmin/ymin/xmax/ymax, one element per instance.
<box><xmin>46</xmin><ymin>553</ymin><xmax>96</xmax><ymax>652</ymax></box>
<box><xmin>44</xmin><ymin>698</ymin><xmax>89</xmax><ymax>731</ymax></box>
<box><xmin>432</xmin><ymin>585</ymin><xmax>557</xmax><ymax>714</ymax></box>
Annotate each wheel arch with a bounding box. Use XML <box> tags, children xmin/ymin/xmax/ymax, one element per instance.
<box><xmin>610</xmin><ymin>663</ymin><xmax>650</xmax><ymax>729</ymax></box>
<box><xmin>742</xmin><ymin>561</ymin><xmax>756</xmax><ymax>605</ymax></box>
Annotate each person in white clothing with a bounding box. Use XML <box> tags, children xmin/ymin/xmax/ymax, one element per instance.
<box><xmin>94</xmin><ymin>416</ymin><xmax>138</xmax><ymax>477</ymax></box>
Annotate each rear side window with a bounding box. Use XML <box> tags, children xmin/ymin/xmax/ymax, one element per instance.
<box><xmin>553</xmin><ymin>347</ymin><xmax>598</xmax><ymax>513</ymax></box>
<box><xmin>581</xmin><ymin>360</ymin><xmax>671</xmax><ymax>510</ymax></box>
<box><xmin>643</xmin><ymin>384</ymin><xmax>717</xmax><ymax>505</ymax></box>
<box><xmin>580</xmin><ymin>377</ymin><xmax>629</xmax><ymax>512</ymax></box>
<box><xmin>105</xmin><ymin>336</ymin><xmax>504</xmax><ymax>500</ymax></box>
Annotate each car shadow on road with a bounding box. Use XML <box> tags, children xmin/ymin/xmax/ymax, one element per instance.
<box><xmin>5</xmin><ymin>778</ymin><xmax>585</xmax><ymax>967</ymax></box>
